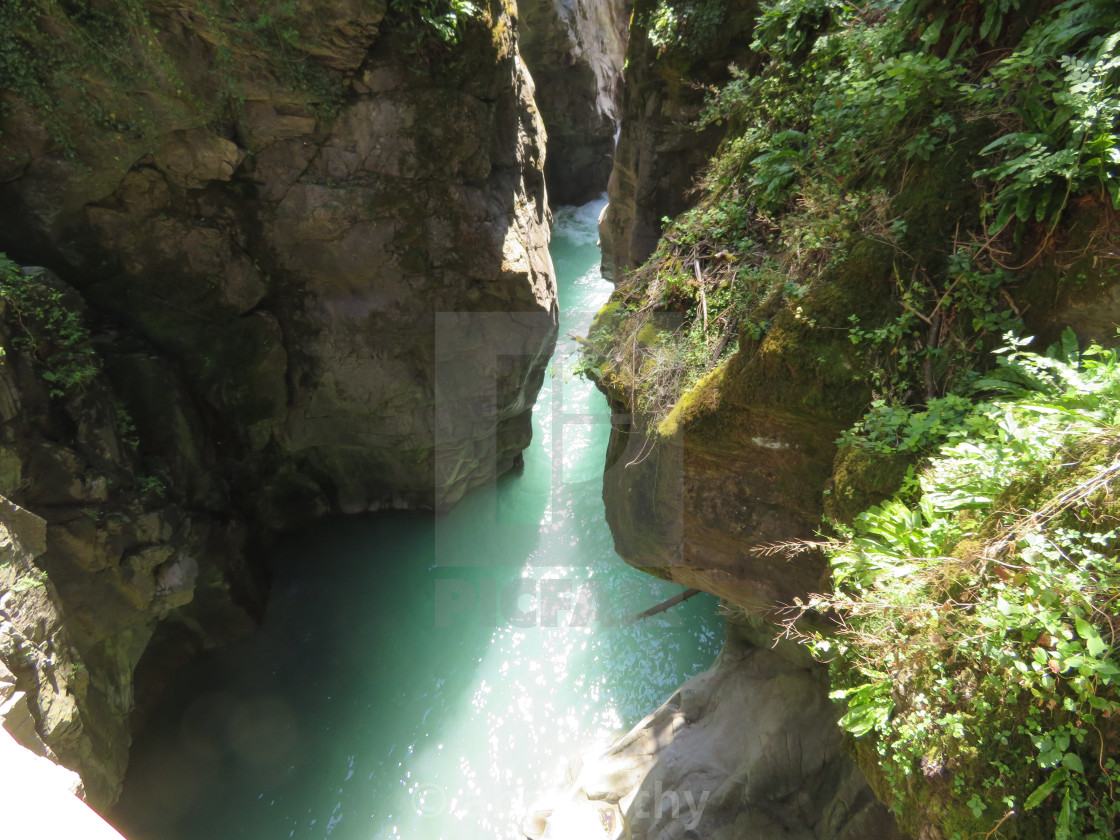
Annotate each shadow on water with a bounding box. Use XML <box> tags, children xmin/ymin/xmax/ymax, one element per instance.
<box><xmin>112</xmin><ymin>198</ymin><xmax>724</xmax><ymax>840</ymax></box>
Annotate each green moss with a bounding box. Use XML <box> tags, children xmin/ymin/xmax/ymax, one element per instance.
<box><xmin>824</xmin><ymin>443</ymin><xmax>914</xmax><ymax>525</ymax></box>
<box><xmin>635</xmin><ymin>321</ymin><xmax>665</xmax><ymax>347</ymax></box>
<box><xmin>888</xmin><ymin>124</ymin><xmax>989</xmax><ymax>269</ymax></box>
<box><xmin>657</xmin><ymin>360</ymin><xmax>725</xmax><ymax>437</ymax></box>
<box><xmin>589</xmin><ymin>300</ymin><xmax>625</xmax><ymax>337</ymax></box>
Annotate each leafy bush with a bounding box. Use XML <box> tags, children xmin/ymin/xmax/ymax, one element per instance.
<box><xmin>644</xmin><ymin>0</ymin><xmax>727</xmax><ymax>59</ymax></box>
<box><xmin>0</xmin><ymin>255</ymin><xmax>101</xmax><ymax>398</ymax></box>
<box><xmin>388</xmin><ymin>0</ymin><xmax>481</xmax><ymax>48</ymax></box>
<box><xmin>711</xmin><ymin>0</ymin><xmax>1120</xmax><ymax>239</ymax></box>
<box><xmin>970</xmin><ymin>1</ymin><xmax>1120</xmax><ymax>234</ymax></box>
<box><xmin>785</xmin><ymin>332</ymin><xmax>1120</xmax><ymax>839</ymax></box>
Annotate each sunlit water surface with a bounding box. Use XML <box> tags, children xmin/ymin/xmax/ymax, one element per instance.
<box><xmin>113</xmin><ymin>198</ymin><xmax>724</xmax><ymax>840</ymax></box>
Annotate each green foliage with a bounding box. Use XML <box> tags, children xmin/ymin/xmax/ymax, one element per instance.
<box><xmin>388</xmin><ymin>0</ymin><xmax>481</xmax><ymax>49</ymax></box>
<box><xmin>970</xmin><ymin>1</ymin><xmax>1120</xmax><ymax>234</ymax></box>
<box><xmin>840</xmin><ymin>239</ymin><xmax>1029</xmax><ymax>452</ymax></box>
<box><xmin>0</xmin><ymin>0</ymin><xmax>360</xmax><ymax>154</ymax></box>
<box><xmin>136</xmin><ymin>473</ymin><xmax>168</xmax><ymax>499</ymax></box>
<box><xmin>839</xmin><ymin>393</ymin><xmax>978</xmax><ymax>455</ymax></box>
<box><xmin>749</xmin><ymin>0</ymin><xmax>845</xmax><ymax>57</ymax></box>
<box><xmin>789</xmin><ymin>333</ymin><xmax>1120</xmax><ymax>839</ymax></box>
<box><xmin>589</xmin><ymin>0</ymin><xmax>1119</xmax><ymax>445</ymax></box>
<box><xmin>645</xmin><ymin>0</ymin><xmax>727</xmax><ymax>59</ymax></box>
<box><xmin>0</xmin><ymin>255</ymin><xmax>101</xmax><ymax>399</ymax></box>
<box><xmin>709</xmin><ymin>0</ymin><xmax>1120</xmax><ymax>232</ymax></box>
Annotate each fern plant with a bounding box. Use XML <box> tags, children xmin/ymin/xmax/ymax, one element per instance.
<box><xmin>787</xmin><ymin>330</ymin><xmax>1120</xmax><ymax>839</ymax></box>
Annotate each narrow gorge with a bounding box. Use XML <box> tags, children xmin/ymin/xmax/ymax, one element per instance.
<box><xmin>2</xmin><ymin>2</ymin><xmax>1119</xmax><ymax>840</ymax></box>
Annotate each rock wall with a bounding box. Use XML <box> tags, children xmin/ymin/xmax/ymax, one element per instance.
<box><xmin>0</xmin><ymin>268</ymin><xmax>254</xmax><ymax>808</ymax></box>
<box><xmin>599</xmin><ymin>236</ymin><xmax>894</xmax><ymax>610</ymax></box>
<box><xmin>598</xmin><ymin>0</ymin><xmax>760</xmax><ymax>278</ymax></box>
<box><xmin>596</xmin><ymin>153</ymin><xmax>1120</xmax><ymax>615</ymax></box>
<box><xmin>0</xmin><ymin>0</ymin><xmax>557</xmax><ymax>522</ymax></box>
<box><xmin>518</xmin><ymin>0</ymin><xmax>629</xmax><ymax>205</ymax></box>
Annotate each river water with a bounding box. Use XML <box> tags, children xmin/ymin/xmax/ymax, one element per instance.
<box><xmin>112</xmin><ymin>198</ymin><xmax>723</xmax><ymax>840</ymax></box>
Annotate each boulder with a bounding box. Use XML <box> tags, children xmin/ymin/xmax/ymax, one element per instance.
<box><xmin>527</xmin><ymin>619</ymin><xmax>902</xmax><ymax>840</ymax></box>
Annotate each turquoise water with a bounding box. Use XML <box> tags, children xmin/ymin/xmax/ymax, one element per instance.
<box><xmin>112</xmin><ymin>198</ymin><xmax>723</xmax><ymax>840</ymax></box>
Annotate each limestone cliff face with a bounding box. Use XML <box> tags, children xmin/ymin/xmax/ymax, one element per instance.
<box><xmin>0</xmin><ymin>0</ymin><xmax>557</xmax><ymax>522</ymax></box>
<box><xmin>518</xmin><ymin>0</ymin><xmax>629</xmax><ymax>205</ymax></box>
<box><xmin>0</xmin><ymin>269</ymin><xmax>252</xmax><ymax>808</ymax></box>
<box><xmin>598</xmin><ymin>0</ymin><xmax>759</xmax><ymax>278</ymax></box>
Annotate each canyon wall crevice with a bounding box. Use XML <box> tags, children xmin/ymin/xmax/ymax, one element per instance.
<box><xmin>518</xmin><ymin>0</ymin><xmax>630</xmax><ymax>205</ymax></box>
<box><xmin>598</xmin><ymin>0</ymin><xmax>759</xmax><ymax>279</ymax></box>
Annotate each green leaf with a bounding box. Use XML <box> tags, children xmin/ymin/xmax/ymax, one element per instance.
<box><xmin>1075</xmin><ymin>616</ymin><xmax>1108</xmax><ymax>657</ymax></box>
<box><xmin>1061</xmin><ymin>752</ymin><xmax>1084</xmax><ymax>774</ymax></box>
<box><xmin>1055</xmin><ymin>789</ymin><xmax>1074</xmax><ymax>840</ymax></box>
<box><xmin>1024</xmin><ymin>769</ymin><xmax>1066</xmax><ymax>810</ymax></box>
<box><xmin>1061</xmin><ymin>326</ymin><xmax>1079</xmax><ymax>364</ymax></box>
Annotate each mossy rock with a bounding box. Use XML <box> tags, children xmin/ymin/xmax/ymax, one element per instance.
<box><xmin>635</xmin><ymin>320</ymin><xmax>667</xmax><ymax>347</ymax></box>
<box><xmin>657</xmin><ymin>360</ymin><xmax>725</xmax><ymax>438</ymax></box>
<box><xmin>589</xmin><ymin>300</ymin><xmax>626</xmax><ymax>338</ymax></box>
<box><xmin>824</xmin><ymin>443</ymin><xmax>914</xmax><ymax>525</ymax></box>
<box><xmin>1016</xmin><ymin>203</ymin><xmax>1120</xmax><ymax>348</ymax></box>
<box><xmin>722</xmin><ymin>237</ymin><xmax>897</xmax><ymax>424</ymax></box>
<box><xmin>888</xmin><ymin>122</ymin><xmax>990</xmax><ymax>271</ymax></box>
